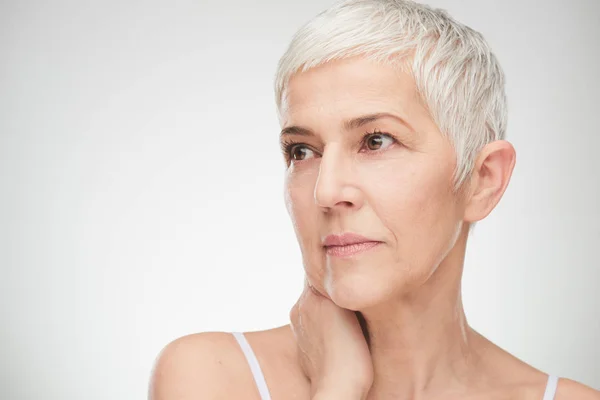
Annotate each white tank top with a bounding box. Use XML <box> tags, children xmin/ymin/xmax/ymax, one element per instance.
<box><xmin>232</xmin><ymin>331</ymin><xmax>559</xmax><ymax>400</ymax></box>
<box><xmin>232</xmin><ymin>332</ymin><xmax>272</xmax><ymax>400</ymax></box>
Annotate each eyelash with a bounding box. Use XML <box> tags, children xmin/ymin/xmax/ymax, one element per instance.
<box><xmin>280</xmin><ymin>129</ymin><xmax>397</xmax><ymax>162</ymax></box>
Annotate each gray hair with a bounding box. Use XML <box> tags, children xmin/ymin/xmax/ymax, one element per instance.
<box><xmin>274</xmin><ymin>0</ymin><xmax>507</xmax><ymax>190</ymax></box>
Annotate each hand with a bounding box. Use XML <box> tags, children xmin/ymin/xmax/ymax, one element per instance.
<box><xmin>289</xmin><ymin>276</ymin><xmax>374</xmax><ymax>399</ymax></box>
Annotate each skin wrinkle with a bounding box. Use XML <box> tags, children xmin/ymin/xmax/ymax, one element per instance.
<box><xmin>286</xmin><ymin>62</ymin><xmax>460</xmax><ymax>294</ymax></box>
<box><xmin>280</xmin><ymin>56</ymin><xmax>498</xmax><ymax>398</ymax></box>
<box><xmin>260</xmin><ymin>1</ymin><xmax>593</xmax><ymax>397</ymax></box>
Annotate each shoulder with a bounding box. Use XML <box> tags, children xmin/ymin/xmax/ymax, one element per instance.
<box><xmin>148</xmin><ymin>331</ymin><xmax>251</xmax><ymax>400</ymax></box>
<box><xmin>556</xmin><ymin>378</ymin><xmax>600</xmax><ymax>400</ymax></box>
<box><xmin>148</xmin><ymin>325</ymin><xmax>308</xmax><ymax>400</ymax></box>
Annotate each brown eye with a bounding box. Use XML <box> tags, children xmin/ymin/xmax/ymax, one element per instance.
<box><xmin>364</xmin><ymin>133</ymin><xmax>394</xmax><ymax>151</ymax></box>
<box><xmin>366</xmin><ymin>135</ymin><xmax>383</xmax><ymax>150</ymax></box>
<box><xmin>290</xmin><ymin>145</ymin><xmax>315</xmax><ymax>161</ymax></box>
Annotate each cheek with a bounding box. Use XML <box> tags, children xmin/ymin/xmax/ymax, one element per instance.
<box><xmin>360</xmin><ymin>156</ymin><xmax>450</xmax><ymax>214</ymax></box>
<box><xmin>285</xmin><ymin>169</ymin><xmax>329</xmax><ymax>287</ymax></box>
<box><xmin>359</xmin><ymin>157</ymin><xmax>458</xmax><ymax>257</ymax></box>
<box><xmin>284</xmin><ymin>166</ymin><xmax>319</xmax><ymax>242</ymax></box>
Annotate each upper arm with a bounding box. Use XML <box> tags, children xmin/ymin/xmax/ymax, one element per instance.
<box><xmin>148</xmin><ymin>332</ymin><xmax>239</xmax><ymax>400</ymax></box>
<box><xmin>556</xmin><ymin>378</ymin><xmax>600</xmax><ymax>400</ymax></box>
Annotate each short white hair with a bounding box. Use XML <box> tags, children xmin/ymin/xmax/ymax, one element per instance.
<box><xmin>275</xmin><ymin>0</ymin><xmax>507</xmax><ymax>190</ymax></box>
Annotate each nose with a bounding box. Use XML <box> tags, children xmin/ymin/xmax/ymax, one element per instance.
<box><xmin>314</xmin><ymin>147</ymin><xmax>364</xmax><ymax>211</ymax></box>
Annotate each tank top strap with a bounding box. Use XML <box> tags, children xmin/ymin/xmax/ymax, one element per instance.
<box><xmin>231</xmin><ymin>332</ymin><xmax>272</xmax><ymax>400</ymax></box>
<box><xmin>542</xmin><ymin>375</ymin><xmax>559</xmax><ymax>400</ymax></box>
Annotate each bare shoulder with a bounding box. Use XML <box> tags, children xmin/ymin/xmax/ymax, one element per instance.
<box><xmin>148</xmin><ymin>325</ymin><xmax>308</xmax><ymax>400</ymax></box>
<box><xmin>556</xmin><ymin>378</ymin><xmax>600</xmax><ymax>400</ymax></box>
<box><xmin>148</xmin><ymin>331</ymin><xmax>255</xmax><ymax>400</ymax></box>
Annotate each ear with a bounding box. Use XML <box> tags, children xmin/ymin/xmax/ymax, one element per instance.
<box><xmin>463</xmin><ymin>140</ymin><xmax>516</xmax><ymax>222</ymax></box>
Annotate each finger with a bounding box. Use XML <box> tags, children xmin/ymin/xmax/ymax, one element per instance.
<box><xmin>289</xmin><ymin>317</ymin><xmax>298</xmax><ymax>339</ymax></box>
<box><xmin>299</xmin><ymin>277</ymin><xmax>318</xmax><ymax>306</ymax></box>
<box><xmin>303</xmin><ymin>275</ymin><xmax>316</xmax><ymax>295</ymax></box>
<box><xmin>289</xmin><ymin>303</ymin><xmax>299</xmax><ymax>326</ymax></box>
<box><xmin>304</xmin><ymin>275</ymin><xmax>323</xmax><ymax>297</ymax></box>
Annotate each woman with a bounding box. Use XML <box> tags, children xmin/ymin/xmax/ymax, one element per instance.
<box><xmin>149</xmin><ymin>0</ymin><xmax>600</xmax><ymax>399</ymax></box>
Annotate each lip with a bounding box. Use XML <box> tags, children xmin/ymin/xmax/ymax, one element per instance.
<box><xmin>322</xmin><ymin>233</ymin><xmax>377</xmax><ymax>246</ymax></box>
<box><xmin>322</xmin><ymin>233</ymin><xmax>382</xmax><ymax>258</ymax></box>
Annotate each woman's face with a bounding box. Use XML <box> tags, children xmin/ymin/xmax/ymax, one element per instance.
<box><xmin>280</xmin><ymin>57</ymin><xmax>467</xmax><ymax>310</ymax></box>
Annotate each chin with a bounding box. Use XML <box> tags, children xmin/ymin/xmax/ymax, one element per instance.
<box><xmin>323</xmin><ymin>269</ymin><xmax>397</xmax><ymax>311</ymax></box>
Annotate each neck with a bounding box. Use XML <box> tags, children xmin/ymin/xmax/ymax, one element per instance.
<box><xmin>359</xmin><ymin>233</ymin><xmax>490</xmax><ymax>399</ymax></box>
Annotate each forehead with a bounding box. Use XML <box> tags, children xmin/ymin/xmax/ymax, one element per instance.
<box><xmin>280</xmin><ymin>57</ymin><xmax>425</xmax><ymax>127</ymax></box>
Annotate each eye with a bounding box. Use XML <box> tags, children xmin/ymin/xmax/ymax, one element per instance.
<box><xmin>281</xmin><ymin>141</ymin><xmax>317</xmax><ymax>163</ymax></box>
<box><xmin>290</xmin><ymin>145</ymin><xmax>316</xmax><ymax>161</ymax></box>
<box><xmin>362</xmin><ymin>132</ymin><xmax>395</xmax><ymax>152</ymax></box>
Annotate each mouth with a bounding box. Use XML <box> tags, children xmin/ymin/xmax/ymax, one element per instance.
<box><xmin>322</xmin><ymin>233</ymin><xmax>383</xmax><ymax>258</ymax></box>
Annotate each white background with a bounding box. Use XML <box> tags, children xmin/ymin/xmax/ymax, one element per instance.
<box><xmin>1</xmin><ymin>0</ymin><xmax>599</xmax><ymax>399</ymax></box>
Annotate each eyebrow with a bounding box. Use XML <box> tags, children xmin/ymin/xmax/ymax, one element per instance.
<box><xmin>280</xmin><ymin>112</ymin><xmax>414</xmax><ymax>137</ymax></box>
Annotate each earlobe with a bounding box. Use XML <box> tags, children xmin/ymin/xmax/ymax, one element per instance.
<box><xmin>464</xmin><ymin>140</ymin><xmax>516</xmax><ymax>223</ymax></box>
